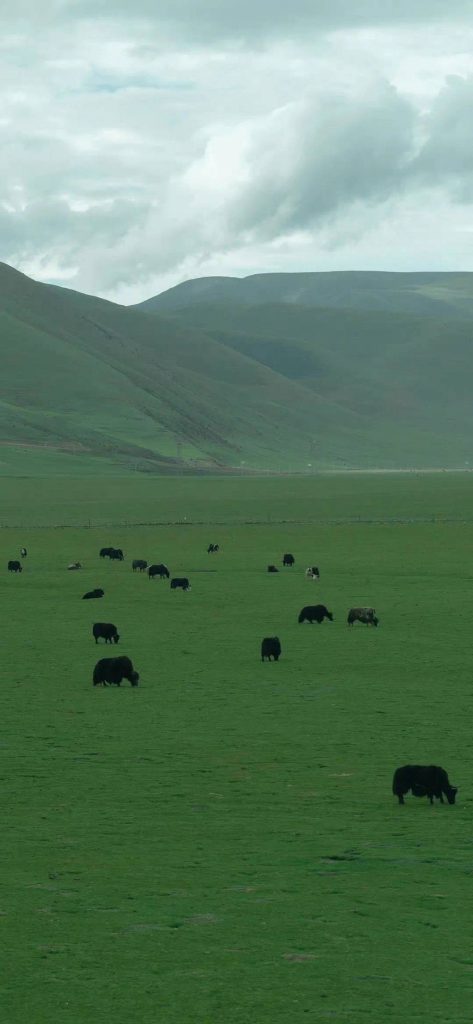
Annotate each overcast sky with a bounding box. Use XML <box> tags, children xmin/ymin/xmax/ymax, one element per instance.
<box><xmin>2</xmin><ymin>1</ymin><xmax>473</xmax><ymax>303</ymax></box>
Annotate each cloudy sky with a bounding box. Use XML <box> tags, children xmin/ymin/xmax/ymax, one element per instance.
<box><xmin>2</xmin><ymin>1</ymin><xmax>473</xmax><ymax>303</ymax></box>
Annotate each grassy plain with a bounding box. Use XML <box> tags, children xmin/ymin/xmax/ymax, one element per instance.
<box><xmin>2</xmin><ymin>474</ymin><xmax>473</xmax><ymax>1023</ymax></box>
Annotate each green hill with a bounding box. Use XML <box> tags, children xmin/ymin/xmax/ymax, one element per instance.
<box><xmin>135</xmin><ymin>270</ymin><xmax>473</xmax><ymax>320</ymax></box>
<box><xmin>1</xmin><ymin>262</ymin><xmax>473</xmax><ymax>474</ymax></box>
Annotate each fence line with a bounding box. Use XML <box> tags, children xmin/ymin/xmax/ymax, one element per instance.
<box><xmin>1</xmin><ymin>516</ymin><xmax>472</xmax><ymax>530</ymax></box>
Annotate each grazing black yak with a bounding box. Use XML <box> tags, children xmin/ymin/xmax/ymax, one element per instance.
<box><xmin>261</xmin><ymin>637</ymin><xmax>281</xmax><ymax>662</ymax></box>
<box><xmin>392</xmin><ymin>765</ymin><xmax>457</xmax><ymax>805</ymax></box>
<box><xmin>132</xmin><ymin>559</ymin><xmax>148</xmax><ymax>572</ymax></box>
<box><xmin>93</xmin><ymin>623</ymin><xmax>120</xmax><ymax>644</ymax></box>
<box><xmin>298</xmin><ymin>604</ymin><xmax>333</xmax><ymax>624</ymax></box>
<box><xmin>8</xmin><ymin>560</ymin><xmax>22</xmax><ymax>573</ymax></box>
<box><xmin>82</xmin><ymin>588</ymin><xmax>104</xmax><ymax>600</ymax></box>
<box><xmin>283</xmin><ymin>553</ymin><xmax>295</xmax><ymax>566</ymax></box>
<box><xmin>267</xmin><ymin>565</ymin><xmax>279</xmax><ymax>573</ymax></box>
<box><xmin>93</xmin><ymin>656</ymin><xmax>139</xmax><ymax>687</ymax></box>
<box><xmin>148</xmin><ymin>563</ymin><xmax>170</xmax><ymax>579</ymax></box>
<box><xmin>170</xmin><ymin>577</ymin><xmax>191</xmax><ymax>590</ymax></box>
<box><xmin>99</xmin><ymin>547</ymin><xmax>113</xmax><ymax>558</ymax></box>
<box><xmin>347</xmin><ymin>607</ymin><xmax>378</xmax><ymax>627</ymax></box>
<box><xmin>109</xmin><ymin>548</ymin><xmax>124</xmax><ymax>561</ymax></box>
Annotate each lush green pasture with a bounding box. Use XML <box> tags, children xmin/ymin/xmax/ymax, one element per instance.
<box><xmin>2</xmin><ymin>470</ymin><xmax>473</xmax><ymax>528</ymax></box>
<box><xmin>2</xmin><ymin>476</ymin><xmax>473</xmax><ymax>1023</ymax></box>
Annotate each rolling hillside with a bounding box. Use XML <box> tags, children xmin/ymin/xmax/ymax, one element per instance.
<box><xmin>135</xmin><ymin>270</ymin><xmax>473</xmax><ymax>321</ymax></box>
<box><xmin>1</xmin><ymin>262</ymin><xmax>473</xmax><ymax>474</ymax></box>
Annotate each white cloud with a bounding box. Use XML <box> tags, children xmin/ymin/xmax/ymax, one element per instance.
<box><xmin>1</xmin><ymin>6</ymin><xmax>473</xmax><ymax>301</ymax></box>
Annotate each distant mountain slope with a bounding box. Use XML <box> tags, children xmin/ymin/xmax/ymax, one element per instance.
<box><xmin>135</xmin><ymin>271</ymin><xmax>473</xmax><ymax>321</ymax></box>
<box><xmin>0</xmin><ymin>262</ymin><xmax>373</xmax><ymax>473</ymax></box>
<box><xmin>1</xmin><ymin>261</ymin><xmax>473</xmax><ymax>474</ymax></box>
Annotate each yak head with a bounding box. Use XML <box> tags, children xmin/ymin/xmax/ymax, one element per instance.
<box><xmin>327</xmin><ymin>611</ymin><xmax>334</xmax><ymax>621</ymax></box>
<box><xmin>131</xmin><ymin>671</ymin><xmax>140</xmax><ymax>686</ymax></box>
<box><xmin>113</xmin><ymin>633</ymin><xmax>120</xmax><ymax>644</ymax></box>
<box><xmin>446</xmin><ymin>786</ymin><xmax>458</xmax><ymax>805</ymax></box>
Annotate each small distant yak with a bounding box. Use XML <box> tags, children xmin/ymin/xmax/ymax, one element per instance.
<box><xmin>132</xmin><ymin>559</ymin><xmax>148</xmax><ymax>572</ymax></box>
<box><xmin>298</xmin><ymin>604</ymin><xmax>333</xmax><ymax>624</ymax></box>
<box><xmin>347</xmin><ymin>607</ymin><xmax>379</xmax><ymax>627</ymax></box>
<box><xmin>93</xmin><ymin>622</ymin><xmax>120</xmax><ymax>644</ymax></box>
<box><xmin>267</xmin><ymin>565</ymin><xmax>279</xmax><ymax>573</ymax></box>
<box><xmin>68</xmin><ymin>562</ymin><xmax>82</xmax><ymax>571</ymax></box>
<box><xmin>20</xmin><ymin>547</ymin><xmax>27</xmax><ymax>558</ymax></box>
<box><xmin>392</xmin><ymin>765</ymin><xmax>458</xmax><ymax>806</ymax></box>
<box><xmin>261</xmin><ymin>637</ymin><xmax>281</xmax><ymax>662</ymax></box>
<box><xmin>99</xmin><ymin>547</ymin><xmax>124</xmax><ymax>560</ymax></box>
<box><xmin>8</xmin><ymin>560</ymin><xmax>22</xmax><ymax>573</ymax></box>
<box><xmin>148</xmin><ymin>563</ymin><xmax>170</xmax><ymax>580</ymax></box>
<box><xmin>93</xmin><ymin>656</ymin><xmax>139</xmax><ymax>687</ymax></box>
<box><xmin>305</xmin><ymin>566</ymin><xmax>320</xmax><ymax>579</ymax></box>
<box><xmin>170</xmin><ymin>577</ymin><xmax>191</xmax><ymax>591</ymax></box>
<box><xmin>109</xmin><ymin>548</ymin><xmax>124</xmax><ymax>561</ymax></box>
<box><xmin>207</xmin><ymin>543</ymin><xmax>219</xmax><ymax>553</ymax></box>
<box><xmin>283</xmin><ymin>553</ymin><xmax>295</xmax><ymax>566</ymax></box>
<box><xmin>82</xmin><ymin>588</ymin><xmax>104</xmax><ymax>600</ymax></box>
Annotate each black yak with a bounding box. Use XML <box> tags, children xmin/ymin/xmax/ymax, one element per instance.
<box><xmin>8</xmin><ymin>560</ymin><xmax>22</xmax><ymax>573</ymax></box>
<box><xmin>261</xmin><ymin>637</ymin><xmax>281</xmax><ymax>662</ymax></box>
<box><xmin>392</xmin><ymin>765</ymin><xmax>457</xmax><ymax>805</ymax></box>
<box><xmin>347</xmin><ymin>607</ymin><xmax>378</xmax><ymax>627</ymax></box>
<box><xmin>267</xmin><ymin>565</ymin><xmax>279</xmax><ymax>573</ymax></box>
<box><xmin>283</xmin><ymin>553</ymin><xmax>295</xmax><ymax>566</ymax></box>
<box><xmin>148</xmin><ymin>563</ymin><xmax>170</xmax><ymax>579</ymax></box>
<box><xmin>170</xmin><ymin>577</ymin><xmax>191</xmax><ymax>590</ymax></box>
<box><xmin>305</xmin><ymin>566</ymin><xmax>320</xmax><ymax>579</ymax></box>
<box><xmin>298</xmin><ymin>604</ymin><xmax>333</xmax><ymax>624</ymax></box>
<box><xmin>132</xmin><ymin>559</ymin><xmax>148</xmax><ymax>572</ymax></box>
<box><xmin>82</xmin><ymin>588</ymin><xmax>104</xmax><ymax>600</ymax></box>
<box><xmin>99</xmin><ymin>547</ymin><xmax>113</xmax><ymax>558</ymax></box>
<box><xmin>93</xmin><ymin>656</ymin><xmax>139</xmax><ymax>687</ymax></box>
<box><xmin>207</xmin><ymin>543</ymin><xmax>219</xmax><ymax>553</ymax></box>
<box><xmin>93</xmin><ymin>623</ymin><xmax>120</xmax><ymax>644</ymax></box>
<box><xmin>109</xmin><ymin>548</ymin><xmax>124</xmax><ymax>561</ymax></box>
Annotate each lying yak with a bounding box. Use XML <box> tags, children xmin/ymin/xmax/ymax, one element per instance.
<box><xmin>267</xmin><ymin>565</ymin><xmax>279</xmax><ymax>573</ymax></box>
<box><xmin>298</xmin><ymin>604</ymin><xmax>333</xmax><ymax>624</ymax></box>
<box><xmin>132</xmin><ymin>559</ymin><xmax>148</xmax><ymax>572</ymax></box>
<box><xmin>68</xmin><ymin>562</ymin><xmax>82</xmax><ymax>571</ymax></box>
<box><xmin>8</xmin><ymin>560</ymin><xmax>22</xmax><ymax>573</ymax></box>
<box><xmin>283</xmin><ymin>553</ymin><xmax>295</xmax><ymax>566</ymax></box>
<box><xmin>93</xmin><ymin>622</ymin><xmax>120</xmax><ymax>644</ymax></box>
<box><xmin>305</xmin><ymin>566</ymin><xmax>320</xmax><ymax>579</ymax></box>
<box><xmin>261</xmin><ymin>637</ymin><xmax>281</xmax><ymax>662</ymax></box>
<box><xmin>393</xmin><ymin>765</ymin><xmax>457</xmax><ymax>805</ymax></box>
<box><xmin>347</xmin><ymin>607</ymin><xmax>378</xmax><ymax>627</ymax></box>
<box><xmin>148</xmin><ymin>563</ymin><xmax>170</xmax><ymax>579</ymax></box>
<box><xmin>93</xmin><ymin>656</ymin><xmax>139</xmax><ymax>687</ymax></box>
<box><xmin>82</xmin><ymin>588</ymin><xmax>104</xmax><ymax>600</ymax></box>
<box><xmin>207</xmin><ymin>543</ymin><xmax>219</xmax><ymax>553</ymax></box>
<box><xmin>171</xmin><ymin>577</ymin><xmax>191</xmax><ymax>590</ymax></box>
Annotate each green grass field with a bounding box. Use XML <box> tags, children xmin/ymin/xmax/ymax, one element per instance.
<box><xmin>2</xmin><ymin>474</ymin><xmax>473</xmax><ymax>1023</ymax></box>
